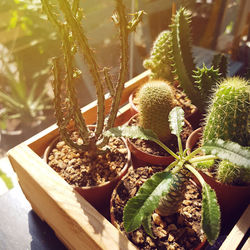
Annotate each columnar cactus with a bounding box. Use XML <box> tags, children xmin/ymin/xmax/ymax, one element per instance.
<box><xmin>41</xmin><ymin>0</ymin><xmax>144</xmax><ymax>156</ymax></box>
<box><xmin>143</xmin><ymin>30</ymin><xmax>173</xmax><ymax>82</ymax></box>
<box><xmin>211</xmin><ymin>53</ymin><xmax>228</xmax><ymax>78</ymax></box>
<box><xmin>203</xmin><ymin>77</ymin><xmax>250</xmax><ymax>185</ymax></box>
<box><xmin>144</xmin><ymin>7</ymin><xmax>224</xmax><ymax>114</ymax></box>
<box><xmin>203</xmin><ymin>77</ymin><xmax>250</xmax><ymax>146</ymax></box>
<box><xmin>138</xmin><ymin>81</ymin><xmax>175</xmax><ymax>142</ymax></box>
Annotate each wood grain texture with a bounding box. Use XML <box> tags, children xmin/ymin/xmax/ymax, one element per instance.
<box><xmin>220</xmin><ymin>204</ymin><xmax>250</xmax><ymax>250</ymax></box>
<box><xmin>6</xmin><ymin>72</ymin><xmax>151</xmax><ymax>249</ymax></box>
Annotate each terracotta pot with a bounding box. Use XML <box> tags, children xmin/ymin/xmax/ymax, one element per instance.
<box><xmin>110</xmin><ymin>166</ymin><xmax>207</xmax><ymax>249</ymax></box>
<box><xmin>127</xmin><ymin>114</ymin><xmax>192</xmax><ymax>167</ymax></box>
<box><xmin>43</xmin><ymin>132</ymin><xmax>131</xmax><ymax>213</ymax></box>
<box><xmin>129</xmin><ymin>90</ymin><xmax>203</xmax><ymax>130</ymax></box>
<box><xmin>186</xmin><ymin>128</ymin><xmax>250</xmax><ymax>231</ymax></box>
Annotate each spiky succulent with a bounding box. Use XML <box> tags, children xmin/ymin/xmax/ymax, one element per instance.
<box><xmin>41</xmin><ymin>0</ymin><xmax>144</xmax><ymax>156</ymax></box>
<box><xmin>203</xmin><ymin>77</ymin><xmax>250</xmax><ymax>146</ymax></box>
<box><xmin>145</xmin><ymin>7</ymin><xmax>225</xmax><ymax>114</ymax></box>
<box><xmin>138</xmin><ymin>81</ymin><xmax>175</xmax><ymax>142</ymax></box>
<box><xmin>143</xmin><ymin>30</ymin><xmax>173</xmax><ymax>81</ymax></box>
<box><xmin>193</xmin><ymin>64</ymin><xmax>221</xmax><ymax>104</ymax></box>
<box><xmin>211</xmin><ymin>53</ymin><xmax>228</xmax><ymax>78</ymax></box>
<box><xmin>217</xmin><ymin>160</ymin><xmax>250</xmax><ymax>185</ymax></box>
<box><xmin>203</xmin><ymin>77</ymin><xmax>250</xmax><ymax>185</ymax></box>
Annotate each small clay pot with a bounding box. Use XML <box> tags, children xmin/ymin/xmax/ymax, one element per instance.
<box><xmin>110</xmin><ymin>165</ymin><xmax>207</xmax><ymax>249</ymax></box>
<box><xmin>43</xmin><ymin>132</ymin><xmax>131</xmax><ymax>213</ymax></box>
<box><xmin>186</xmin><ymin>128</ymin><xmax>250</xmax><ymax>231</ymax></box>
<box><xmin>127</xmin><ymin>114</ymin><xmax>193</xmax><ymax>167</ymax></box>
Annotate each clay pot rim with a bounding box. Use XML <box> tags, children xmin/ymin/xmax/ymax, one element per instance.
<box><xmin>186</xmin><ymin>127</ymin><xmax>250</xmax><ymax>190</ymax></box>
<box><xmin>126</xmin><ymin>113</ymin><xmax>192</xmax><ymax>164</ymax></box>
<box><xmin>43</xmin><ymin>131</ymin><xmax>131</xmax><ymax>191</ymax></box>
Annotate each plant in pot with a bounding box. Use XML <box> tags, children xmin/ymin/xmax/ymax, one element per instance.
<box><xmin>126</xmin><ymin>80</ymin><xmax>192</xmax><ymax>166</ymax></box>
<box><xmin>0</xmin><ymin>48</ymin><xmax>53</xmax><ymax>149</ymax></box>
<box><xmin>41</xmin><ymin>0</ymin><xmax>144</xmax><ymax>213</ymax></box>
<box><xmin>130</xmin><ymin>7</ymin><xmax>228</xmax><ymax>129</ymax></box>
<box><xmin>186</xmin><ymin>76</ymin><xmax>250</xmax><ymax>231</ymax></box>
<box><xmin>105</xmin><ymin>106</ymin><xmax>250</xmax><ymax>249</ymax></box>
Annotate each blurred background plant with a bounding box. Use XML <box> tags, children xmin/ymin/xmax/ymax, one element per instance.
<box><xmin>0</xmin><ymin>43</ymin><xmax>53</xmax><ymax>132</ymax></box>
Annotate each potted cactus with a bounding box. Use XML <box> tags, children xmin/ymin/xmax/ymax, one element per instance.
<box><xmin>39</xmin><ymin>0</ymin><xmax>145</xmax><ymax>211</ymax></box>
<box><xmin>127</xmin><ymin>80</ymin><xmax>192</xmax><ymax>166</ymax></box>
<box><xmin>186</xmin><ymin>76</ymin><xmax>250</xmax><ymax>230</ymax></box>
<box><xmin>130</xmin><ymin>7</ymin><xmax>227</xmax><ymax>129</ymax></box>
<box><xmin>105</xmin><ymin>106</ymin><xmax>250</xmax><ymax>248</ymax></box>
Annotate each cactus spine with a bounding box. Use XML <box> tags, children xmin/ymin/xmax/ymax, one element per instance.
<box><xmin>138</xmin><ymin>81</ymin><xmax>175</xmax><ymax>142</ymax></box>
<box><xmin>143</xmin><ymin>30</ymin><xmax>173</xmax><ymax>82</ymax></box>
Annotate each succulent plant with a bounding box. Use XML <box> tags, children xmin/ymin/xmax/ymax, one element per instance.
<box><xmin>105</xmin><ymin>107</ymin><xmax>250</xmax><ymax>245</ymax></box>
<box><xmin>211</xmin><ymin>53</ymin><xmax>228</xmax><ymax>78</ymax></box>
<box><xmin>192</xmin><ymin>64</ymin><xmax>221</xmax><ymax>104</ymax></box>
<box><xmin>217</xmin><ymin>160</ymin><xmax>250</xmax><ymax>185</ymax></box>
<box><xmin>138</xmin><ymin>81</ymin><xmax>175</xmax><ymax>142</ymax></box>
<box><xmin>41</xmin><ymin>0</ymin><xmax>144</xmax><ymax>156</ymax></box>
<box><xmin>143</xmin><ymin>30</ymin><xmax>173</xmax><ymax>81</ymax></box>
<box><xmin>202</xmin><ymin>76</ymin><xmax>249</xmax><ymax>185</ymax></box>
<box><xmin>203</xmin><ymin>77</ymin><xmax>250</xmax><ymax>147</ymax></box>
<box><xmin>144</xmin><ymin>7</ymin><xmax>226</xmax><ymax>114</ymax></box>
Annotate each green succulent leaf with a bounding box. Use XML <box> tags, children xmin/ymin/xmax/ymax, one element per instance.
<box><xmin>141</xmin><ymin>214</ymin><xmax>154</xmax><ymax>237</ymax></box>
<box><xmin>104</xmin><ymin>125</ymin><xmax>159</xmax><ymax>141</ymax></box>
<box><xmin>169</xmin><ymin>107</ymin><xmax>184</xmax><ymax>137</ymax></box>
<box><xmin>123</xmin><ymin>171</ymin><xmax>174</xmax><ymax>234</ymax></box>
<box><xmin>201</xmin><ymin>183</ymin><xmax>220</xmax><ymax>245</ymax></box>
<box><xmin>202</xmin><ymin>139</ymin><xmax>250</xmax><ymax>169</ymax></box>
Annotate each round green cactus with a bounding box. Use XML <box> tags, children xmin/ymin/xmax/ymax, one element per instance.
<box><xmin>203</xmin><ymin>77</ymin><xmax>250</xmax><ymax>146</ymax></box>
<box><xmin>143</xmin><ymin>30</ymin><xmax>173</xmax><ymax>81</ymax></box>
<box><xmin>217</xmin><ymin>160</ymin><xmax>250</xmax><ymax>185</ymax></box>
<box><xmin>138</xmin><ymin>80</ymin><xmax>175</xmax><ymax>142</ymax></box>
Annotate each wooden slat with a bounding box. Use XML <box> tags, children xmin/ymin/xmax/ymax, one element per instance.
<box><xmin>220</xmin><ymin>204</ymin><xmax>250</xmax><ymax>250</ymax></box>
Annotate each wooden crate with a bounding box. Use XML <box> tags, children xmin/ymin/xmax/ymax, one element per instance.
<box><xmin>220</xmin><ymin>204</ymin><xmax>250</xmax><ymax>250</ymax></box>
<box><xmin>7</xmin><ymin>71</ymin><xmax>150</xmax><ymax>250</ymax></box>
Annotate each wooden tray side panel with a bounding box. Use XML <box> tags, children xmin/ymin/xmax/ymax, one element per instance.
<box><xmin>8</xmin><ymin>144</ymin><xmax>136</xmax><ymax>250</ymax></box>
<box><xmin>220</xmin><ymin>205</ymin><xmax>250</xmax><ymax>250</ymax></box>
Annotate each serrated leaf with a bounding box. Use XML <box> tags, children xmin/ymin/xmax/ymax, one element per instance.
<box><xmin>202</xmin><ymin>139</ymin><xmax>250</xmax><ymax>169</ymax></box>
<box><xmin>104</xmin><ymin>125</ymin><xmax>159</xmax><ymax>141</ymax></box>
<box><xmin>169</xmin><ymin>107</ymin><xmax>184</xmax><ymax>137</ymax></box>
<box><xmin>123</xmin><ymin>171</ymin><xmax>174</xmax><ymax>233</ymax></box>
<box><xmin>201</xmin><ymin>183</ymin><xmax>220</xmax><ymax>245</ymax></box>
